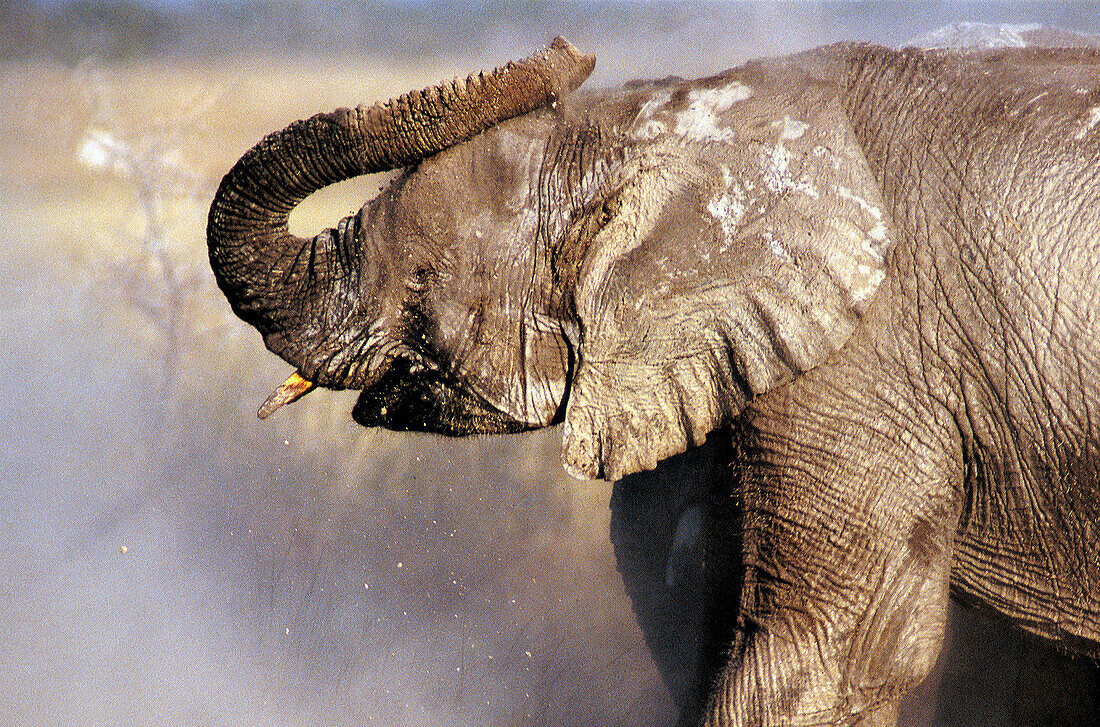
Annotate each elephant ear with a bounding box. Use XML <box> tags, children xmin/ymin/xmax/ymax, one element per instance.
<box><xmin>562</xmin><ymin>64</ymin><xmax>894</xmax><ymax>480</ymax></box>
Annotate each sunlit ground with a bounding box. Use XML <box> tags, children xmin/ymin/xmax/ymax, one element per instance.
<box><xmin>2</xmin><ymin>4</ymin><xmax>1098</xmax><ymax>726</ymax></box>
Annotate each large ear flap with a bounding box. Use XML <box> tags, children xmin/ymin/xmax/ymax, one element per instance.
<box><xmin>562</xmin><ymin>65</ymin><xmax>894</xmax><ymax>480</ymax></box>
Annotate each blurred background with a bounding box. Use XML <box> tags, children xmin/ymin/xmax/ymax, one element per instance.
<box><xmin>1</xmin><ymin>2</ymin><xmax>1098</xmax><ymax>726</ymax></box>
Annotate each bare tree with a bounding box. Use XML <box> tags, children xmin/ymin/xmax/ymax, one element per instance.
<box><xmin>70</xmin><ymin>59</ymin><xmax>240</xmax><ymax>546</ymax></box>
<box><xmin>75</xmin><ymin>58</ymin><xmax>229</xmax><ymax>407</ymax></box>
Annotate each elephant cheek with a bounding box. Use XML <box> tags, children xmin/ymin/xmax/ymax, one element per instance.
<box><xmin>458</xmin><ymin>324</ymin><xmax>575</xmax><ymax>430</ymax></box>
<box><xmin>485</xmin><ymin>371</ymin><xmax>570</xmax><ymax>429</ymax></box>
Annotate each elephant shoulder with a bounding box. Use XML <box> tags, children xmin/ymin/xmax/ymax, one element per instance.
<box><xmin>964</xmin><ymin>47</ymin><xmax>1100</xmax><ymax>96</ymax></box>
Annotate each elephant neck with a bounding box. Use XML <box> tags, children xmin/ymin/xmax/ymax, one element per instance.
<box><xmin>841</xmin><ymin>46</ymin><xmax>945</xmax><ymax>222</ymax></box>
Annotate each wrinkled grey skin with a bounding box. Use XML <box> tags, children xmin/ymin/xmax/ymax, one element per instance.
<box><xmin>210</xmin><ymin>32</ymin><xmax>1100</xmax><ymax>727</ymax></box>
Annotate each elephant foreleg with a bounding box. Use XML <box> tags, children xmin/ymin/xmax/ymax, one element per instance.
<box><xmin>704</xmin><ymin>558</ymin><xmax>950</xmax><ymax>727</ymax></box>
<box><xmin>705</xmin><ymin>373</ymin><xmax>962</xmax><ymax>726</ymax></box>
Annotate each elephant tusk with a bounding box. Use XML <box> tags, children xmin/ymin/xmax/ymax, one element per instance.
<box><xmin>257</xmin><ymin>372</ymin><xmax>316</xmax><ymax>419</ymax></box>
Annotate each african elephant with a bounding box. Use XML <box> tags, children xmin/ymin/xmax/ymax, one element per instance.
<box><xmin>208</xmin><ymin>34</ymin><xmax>1100</xmax><ymax>725</ymax></box>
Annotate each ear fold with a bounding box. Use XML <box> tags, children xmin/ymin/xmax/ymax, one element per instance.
<box><xmin>562</xmin><ymin>66</ymin><xmax>893</xmax><ymax>480</ymax></box>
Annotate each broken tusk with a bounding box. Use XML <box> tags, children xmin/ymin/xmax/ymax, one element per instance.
<box><xmin>257</xmin><ymin>372</ymin><xmax>316</xmax><ymax>419</ymax></box>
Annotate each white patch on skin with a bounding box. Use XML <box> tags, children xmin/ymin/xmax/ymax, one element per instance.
<box><xmin>774</xmin><ymin>115</ymin><xmax>809</xmax><ymax>141</ymax></box>
<box><xmin>674</xmin><ymin>107</ymin><xmax>730</xmax><ymax>141</ymax></box>
<box><xmin>629</xmin><ymin>89</ymin><xmax>672</xmax><ymax>141</ymax></box>
<box><xmin>869</xmin><ymin>222</ymin><xmax>887</xmax><ymax>243</ymax></box>
<box><xmin>708</xmin><ymin>192</ymin><xmax>743</xmax><ymax>241</ymax></box>
<box><xmin>638</xmin><ymin>89</ymin><xmax>671</xmax><ymax>118</ymax></box>
<box><xmin>851</xmin><ymin>269</ymin><xmax>886</xmax><ymax>302</ymax></box>
<box><xmin>763</xmin><ymin>231</ymin><xmax>790</xmax><ymax>261</ymax></box>
<box><xmin>632</xmin><ymin>120</ymin><xmax>667</xmax><ymax>140</ymax></box>
<box><xmin>708</xmin><ymin>184</ymin><xmax>744</xmax><ymax>229</ymax></box>
<box><xmin>631</xmin><ymin>81</ymin><xmax>754</xmax><ymax>143</ymax></box>
<box><xmin>673</xmin><ymin>81</ymin><xmax>753</xmax><ymax>142</ymax></box>
<box><xmin>823</xmin><ymin>240</ymin><xmax>886</xmax><ymax>305</ymax></box>
<box><xmin>1026</xmin><ymin>91</ymin><xmax>1049</xmax><ymax>106</ymax></box>
<box><xmin>762</xmin><ymin>143</ymin><xmax>819</xmax><ymax>199</ymax></box>
<box><xmin>1009</xmin><ymin>90</ymin><xmax>1050</xmax><ymax>117</ymax></box>
<box><xmin>822</xmin><ymin>184</ymin><xmax>893</xmax><ymax>303</ymax></box>
<box><xmin>835</xmin><ymin>184</ymin><xmax>889</xmax><ymax>254</ymax></box>
<box><xmin>704</xmin><ymin>81</ymin><xmax>754</xmax><ymax>109</ymax></box>
<box><xmin>1075</xmin><ymin>106</ymin><xmax>1100</xmax><ymax>141</ymax></box>
<box><xmin>707</xmin><ymin>165</ymin><xmax>753</xmax><ymax>252</ymax></box>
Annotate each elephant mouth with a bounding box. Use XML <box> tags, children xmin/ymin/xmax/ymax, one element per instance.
<box><xmin>349</xmin><ymin>359</ymin><xmax>539</xmax><ymax>436</ymax></box>
<box><xmin>256</xmin><ymin>362</ymin><xmax>568</xmax><ymax>437</ymax></box>
<box><xmin>254</xmin><ymin>309</ymin><xmax>578</xmax><ymax>435</ymax></box>
<box><xmin>348</xmin><ymin>317</ymin><xmax>577</xmax><ymax>436</ymax></box>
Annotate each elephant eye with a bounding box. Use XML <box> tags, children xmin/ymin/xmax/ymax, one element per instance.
<box><xmin>599</xmin><ymin>196</ymin><xmax>620</xmax><ymax>226</ymax></box>
<box><xmin>404</xmin><ymin>264</ymin><xmax>435</xmax><ymax>295</ymax></box>
<box><xmin>568</xmin><ymin>193</ymin><xmax>620</xmax><ymax>246</ymax></box>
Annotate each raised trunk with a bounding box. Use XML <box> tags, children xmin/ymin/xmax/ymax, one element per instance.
<box><xmin>207</xmin><ymin>38</ymin><xmax>594</xmax><ymax>386</ymax></box>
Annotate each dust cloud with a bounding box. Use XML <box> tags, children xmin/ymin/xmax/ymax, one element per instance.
<box><xmin>1</xmin><ymin>3</ymin><xmax>1097</xmax><ymax>727</ymax></box>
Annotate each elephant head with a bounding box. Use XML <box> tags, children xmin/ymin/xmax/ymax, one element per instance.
<box><xmin>209</xmin><ymin>39</ymin><xmax>893</xmax><ymax>481</ymax></box>
<box><xmin>208</xmin><ymin>37</ymin><xmax>594</xmax><ymax>432</ymax></box>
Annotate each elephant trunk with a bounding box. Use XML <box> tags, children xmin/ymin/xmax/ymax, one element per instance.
<box><xmin>207</xmin><ymin>38</ymin><xmax>594</xmax><ymax>387</ymax></box>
